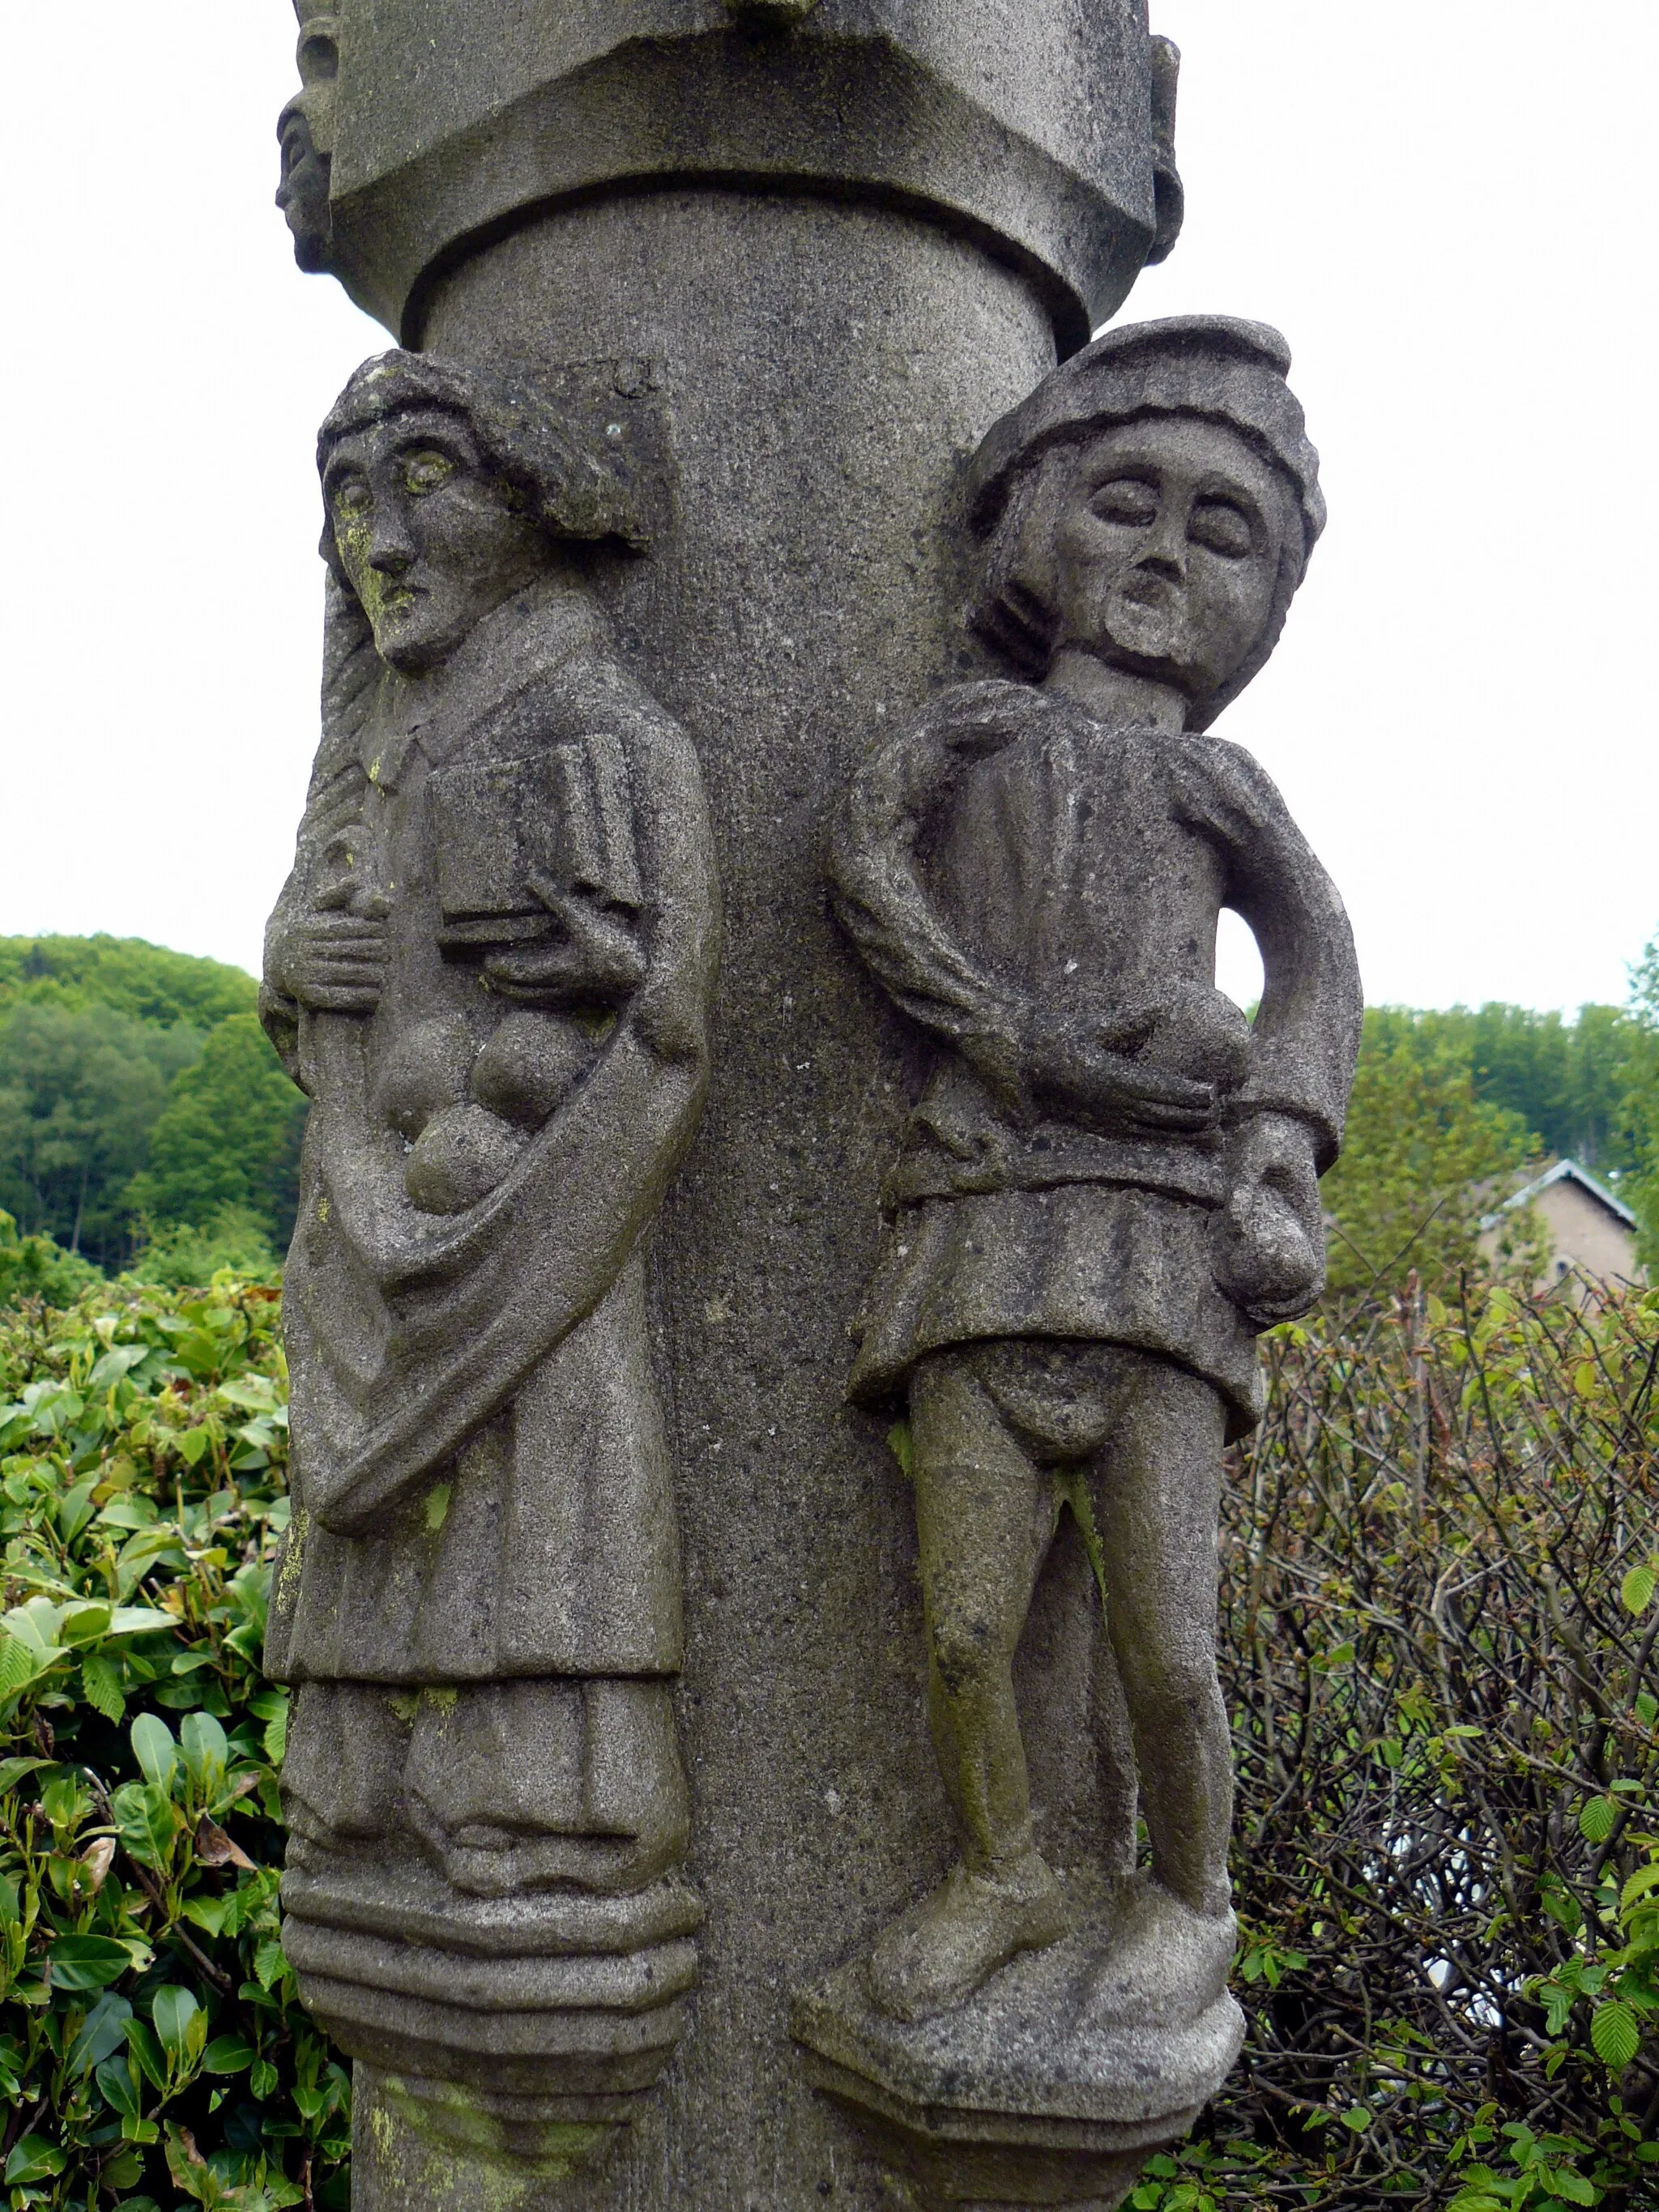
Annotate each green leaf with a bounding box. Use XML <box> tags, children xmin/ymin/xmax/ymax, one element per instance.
<box><xmin>254</xmin><ymin>1937</ymin><xmax>288</xmax><ymax>1991</ymax></box>
<box><xmin>82</xmin><ymin>1649</ymin><xmax>126</xmax><ymax>1722</ymax></box>
<box><xmin>107</xmin><ymin>1607</ymin><xmax>176</xmax><ymax>1639</ymax></box>
<box><xmin>181</xmin><ymin>1708</ymin><xmax>228</xmax><ymax>1792</ymax></box>
<box><xmin>112</xmin><ymin>1778</ymin><xmax>179</xmax><ymax>1869</ymax></box>
<box><xmin>4</xmin><ymin>2133</ymin><xmax>66</xmax><ymax>2185</ymax></box>
<box><xmin>1622</xmin><ymin>1564</ymin><xmax>1657</xmax><ymax>1615</ymax></box>
<box><xmin>151</xmin><ymin>1982</ymin><xmax>202</xmax><ymax>2058</ymax></box>
<box><xmin>47</xmin><ymin>1933</ymin><xmax>135</xmax><ymax>1991</ymax></box>
<box><xmin>130</xmin><ymin>1711</ymin><xmax>178</xmax><ymax>1791</ymax></box>
<box><xmin>1580</xmin><ymin>1797</ymin><xmax>1619</xmax><ymax>1846</ymax></box>
<box><xmin>1593</xmin><ymin>1999</ymin><xmax>1641</xmax><ymax>2069</ymax></box>
<box><xmin>174</xmin><ymin>1425</ymin><xmax>213</xmax><ymax>1467</ymax></box>
<box><xmin>249</xmin><ymin>2056</ymin><xmax>279</xmax><ymax>2099</ymax></box>
<box><xmin>124</xmin><ymin>2018</ymin><xmax>168</xmax><ymax>2091</ymax></box>
<box><xmin>0</xmin><ymin>1754</ymin><xmax>49</xmax><ymax>1794</ymax></box>
<box><xmin>202</xmin><ymin>2033</ymin><xmax>255</xmax><ymax>2073</ymax></box>
<box><xmin>96</xmin><ymin>2052</ymin><xmax>143</xmax><ymax>2118</ymax></box>
<box><xmin>1547</xmin><ymin>2172</ymin><xmax>1597</xmax><ymax>2206</ymax></box>
<box><xmin>66</xmin><ymin>1991</ymin><xmax>134</xmax><ymax>2073</ymax></box>
<box><xmin>60</xmin><ymin>1596</ymin><xmax>112</xmax><ymax>1643</ymax></box>
<box><xmin>0</xmin><ymin>1630</ymin><xmax>50</xmax><ymax>1694</ymax></box>
<box><xmin>263</xmin><ymin>1700</ymin><xmax>288</xmax><ymax>1765</ymax></box>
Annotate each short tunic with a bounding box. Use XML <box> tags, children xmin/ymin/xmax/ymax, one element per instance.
<box><xmin>830</xmin><ymin>680</ymin><xmax>1363</xmax><ymax>1439</ymax></box>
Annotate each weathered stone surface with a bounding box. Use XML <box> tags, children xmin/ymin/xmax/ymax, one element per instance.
<box><xmin>256</xmin><ymin>14</ymin><xmax>1362</xmax><ymax>2210</ymax></box>
<box><xmin>311</xmin><ymin>0</ymin><xmax>1168</xmax><ymax>349</ymax></box>
<box><xmin>803</xmin><ymin>319</ymin><xmax>1360</xmax><ymax>2194</ymax></box>
<box><xmin>262</xmin><ymin>348</ymin><xmax>720</xmax><ymax>2176</ymax></box>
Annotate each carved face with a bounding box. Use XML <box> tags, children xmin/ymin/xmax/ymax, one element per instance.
<box><xmin>276</xmin><ymin>109</ymin><xmax>332</xmax><ymax>275</ymax></box>
<box><xmin>322</xmin><ymin>411</ymin><xmax>547</xmax><ymax>673</ymax></box>
<box><xmin>1047</xmin><ymin>416</ymin><xmax>1292</xmax><ymax>709</ymax></box>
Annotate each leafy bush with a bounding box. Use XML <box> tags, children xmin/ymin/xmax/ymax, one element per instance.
<box><xmin>0</xmin><ymin>1276</ymin><xmax>347</xmax><ymax>2211</ymax></box>
<box><xmin>1134</xmin><ymin>1281</ymin><xmax>1659</xmax><ymax>2210</ymax></box>
<box><xmin>0</xmin><ymin>1220</ymin><xmax>100</xmax><ymax>1315</ymax></box>
<box><xmin>3</xmin><ymin>1263</ymin><xmax>1656</xmax><ymax>2210</ymax></box>
<box><xmin>125</xmin><ymin>1217</ymin><xmax>281</xmax><ymax>1298</ymax></box>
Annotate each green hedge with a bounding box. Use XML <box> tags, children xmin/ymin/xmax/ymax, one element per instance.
<box><xmin>1139</xmin><ymin>1283</ymin><xmax>1659</xmax><ymax>2211</ymax></box>
<box><xmin>2</xmin><ymin>1271</ymin><xmax>1656</xmax><ymax>2210</ymax></box>
<box><xmin>0</xmin><ymin>1279</ymin><xmax>345</xmax><ymax>2211</ymax></box>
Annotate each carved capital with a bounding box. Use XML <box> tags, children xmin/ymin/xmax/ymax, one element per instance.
<box><xmin>294</xmin><ymin>0</ymin><xmax>1167</xmax><ymax>351</ymax></box>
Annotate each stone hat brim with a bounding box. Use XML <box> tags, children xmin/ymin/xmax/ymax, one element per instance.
<box><xmin>966</xmin><ymin>314</ymin><xmax>1325</xmax><ymax>566</ymax></box>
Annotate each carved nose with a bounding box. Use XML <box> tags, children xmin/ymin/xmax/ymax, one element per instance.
<box><xmin>369</xmin><ymin>531</ymin><xmax>414</xmax><ymax>576</ymax></box>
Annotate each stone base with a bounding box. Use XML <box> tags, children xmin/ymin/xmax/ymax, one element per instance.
<box><xmin>281</xmin><ymin>1856</ymin><xmax>702</xmax><ymax>2116</ymax></box>
<box><xmin>351</xmin><ymin>2065</ymin><xmax>629</xmax><ymax>2207</ymax></box>
<box><xmin>791</xmin><ymin>1872</ymin><xmax>1243</xmax><ymax>2210</ymax></box>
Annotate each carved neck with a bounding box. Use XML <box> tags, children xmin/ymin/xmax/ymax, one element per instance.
<box><xmin>1043</xmin><ymin>648</ymin><xmax>1189</xmax><ymax>735</ymax></box>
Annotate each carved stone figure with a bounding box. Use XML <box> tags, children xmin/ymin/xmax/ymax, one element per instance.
<box><xmin>797</xmin><ymin>318</ymin><xmax>1362</xmax><ymax>2201</ymax></box>
<box><xmin>275</xmin><ymin>0</ymin><xmax>339</xmax><ymax>275</ymax></box>
<box><xmin>260</xmin><ymin>351</ymin><xmax>719</xmax><ymax>2163</ymax></box>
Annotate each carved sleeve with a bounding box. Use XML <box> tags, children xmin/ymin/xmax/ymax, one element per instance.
<box><xmin>829</xmin><ymin>681</ymin><xmax>1043</xmax><ymax>1105</ymax></box>
<box><xmin>260</xmin><ymin>581</ymin><xmax>382</xmax><ymax>1089</ymax></box>
<box><xmin>1178</xmin><ymin>739</ymin><xmax>1363</xmax><ymax>1172</ymax></box>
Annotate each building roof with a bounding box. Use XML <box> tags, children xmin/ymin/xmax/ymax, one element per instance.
<box><xmin>1478</xmin><ymin>1157</ymin><xmax>1640</xmax><ymax>1234</ymax></box>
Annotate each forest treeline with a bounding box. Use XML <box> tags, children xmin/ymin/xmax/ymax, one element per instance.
<box><xmin>0</xmin><ymin>940</ymin><xmax>304</xmax><ymax>1285</ymax></box>
<box><xmin>1</xmin><ymin>930</ymin><xmax>1657</xmax><ymax>1297</ymax></box>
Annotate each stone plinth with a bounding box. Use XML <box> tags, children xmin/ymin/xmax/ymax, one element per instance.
<box><xmin>793</xmin><ymin>1872</ymin><xmax>1245</xmax><ymax>2211</ymax></box>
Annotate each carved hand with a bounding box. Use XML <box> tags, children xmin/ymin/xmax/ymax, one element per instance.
<box><xmin>273</xmin><ymin>914</ymin><xmax>390</xmax><ymax>1015</ymax></box>
<box><xmin>1213</xmin><ymin>1110</ymin><xmax>1325</xmax><ymax>1323</ymax></box>
<box><xmin>481</xmin><ymin>879</ymin><xmax>646</xmax><ymax>1005</ymax></box>
<box><xmin>1023</xmin><ymin>1008</ymin><xmax>1219</xmax><ymax>1136</ymax></box>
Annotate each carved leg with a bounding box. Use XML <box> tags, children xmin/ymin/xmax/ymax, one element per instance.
<box><xmin>1077</xmin><ymin>1359</ymin><xmax>1236</xmax><ymax>2031</ymax></box>
<box><xmin>864</xmin><ymin>1351</ymin><xmax>1069</xmax><ymax>2022</ymax></box>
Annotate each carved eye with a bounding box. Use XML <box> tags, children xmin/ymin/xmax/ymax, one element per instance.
<box><xmin>331</xmin><ymin>475</ymin><xmax>371</xmax><ymax>518</ymax></box>
<box><xmin>1090</xmin><ymin>477</ymin><xmax>1159</xmax><ymax>528</ymax></box>
<box><xmin>1188</xmin><ymin>498</ymin><xmax>1255</xmax><ymax>559</ymax></box>
<box><xmin>403</xmin><ymin>450</ymin><xmax>455</xmax><ymax>497</ymax></box>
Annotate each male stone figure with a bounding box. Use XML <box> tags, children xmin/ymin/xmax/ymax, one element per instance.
<box><xmin>275</xmin><ymin>1</ymin><xmax>339</xmax><ymax>275</ymax></box>
<box><xmin>261</xmin><ymin>352</ymin><xmax>719</xmax><ymax>2107</ymax></box>
<box><xmin>830</xmin><ymin>318</ymin><xmax>1362</xmax><ymax>2027</ymax></box>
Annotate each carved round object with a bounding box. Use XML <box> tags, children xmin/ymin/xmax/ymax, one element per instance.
<box><xmin>403</xmin><ymin>1103</ymin><xmax>527</xmax><ymax>1214</ymax></box>
<box><xmin>470</xmin><ymin>1011</ymin><xmax>596</xmax><ymax>1129</ymax></box>
<box><xmin>371</xmin><ymin>1015</ymin><xmax>476</xmax><ymax>1140</ymax></box>
<box><xmin>1141</xmin><ymin>982</ymin><xmax>1252</xmax><ymax>1093</ymax></box>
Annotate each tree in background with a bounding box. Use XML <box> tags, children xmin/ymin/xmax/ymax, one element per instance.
<box><xmin>1619</xmin><ymin>932</ymin><xmax>1659</xmax><ymax>1267</ymax></box>
<box><xmin>1320</xmin><ymin>1008</ymin><xmax>1538</xmax><ymax>1294</ymax></box>
<box><xmin>0</xmin><ymin>933</ymin><xmax>256</xmax><ymax>1029</ymax></box>
<box><xmin>125</xmin><ymin>1015</ymin><xmax>306</xmax><ymax>1248</ymax></box>
<box><xmin>0</xmin><ymin>942</ymin><xmax>306</xmax><ymax>1273</ymax></box>
<box><xmin>0</xmin><ymin>1004</ymin><xmax>202</xmax><ymax>1265</ymax></box>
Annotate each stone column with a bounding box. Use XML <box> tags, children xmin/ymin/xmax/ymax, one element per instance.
<box><xmin>270</xmin><ymin>5</ymin><xmax>1195</xmax><ymax>2206</ymax></box>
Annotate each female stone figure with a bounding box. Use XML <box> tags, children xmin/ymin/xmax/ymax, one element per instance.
<box><xmin>260</xmin><ymin>352</ymin><xmax>719</xmax><ymax>2096</ymax></box>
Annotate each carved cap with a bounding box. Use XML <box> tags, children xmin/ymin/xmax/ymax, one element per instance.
<box><xmin>968</xmin><ymin>316</ymin><xmax>1324</xmax><ymax>571</ymax></box>
<box><xmin>318</xmin><ymin>351</ymin><xmax>650</xmax><ymax>555</ymax></box>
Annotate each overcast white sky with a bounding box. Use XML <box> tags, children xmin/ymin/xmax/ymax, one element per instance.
<box><xmin>2</xmin><ymin>2</ymin><xmax>1654</xmax><ymax>1015</ymax></box>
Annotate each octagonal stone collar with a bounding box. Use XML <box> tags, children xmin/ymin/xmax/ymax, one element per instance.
<box><xmin>322</xmin><ymin>0</ymin><xmax>1162</xmax><ymax>353</ymax></box>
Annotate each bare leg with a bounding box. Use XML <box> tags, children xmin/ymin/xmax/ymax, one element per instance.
<box><xmin>865</xmin><ymin>1349</ymin><xmax>1069</xmax><ymax>2020</ymax></box>
<box><xmin>1088</xmin><ymin>1357</ymin><xmax>1232</xmax><ymax>1918</ymax></box>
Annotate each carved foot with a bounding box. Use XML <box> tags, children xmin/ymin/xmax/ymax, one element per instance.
<box><xmin>1074</xmin><ymin>1881</ymin><xmax>1235</xmax><ymax>2033</ymax></box>
<box><xmin>867</xmin><ymin>1853</ymin><xmax>1072</xmax><ymax>2023</ymax></box>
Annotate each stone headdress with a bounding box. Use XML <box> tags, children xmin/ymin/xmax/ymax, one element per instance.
<box><xmin>967</xmin><ymin>315</ymin><xmax>1325</xmax><ymax>727</ymax></box>
<box><xmin>316</xmin><ymin>350</ymin><xmax>650</xmax><ymax>596</ymax></box>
